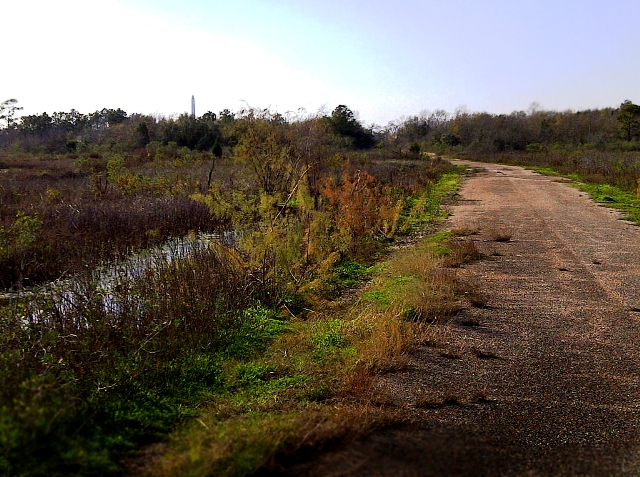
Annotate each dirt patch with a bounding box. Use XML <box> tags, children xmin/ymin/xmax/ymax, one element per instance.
<box><xmin>270</xmin><ymin>161</ymin><xmax>640</xmax><ymax>476</ymax></box>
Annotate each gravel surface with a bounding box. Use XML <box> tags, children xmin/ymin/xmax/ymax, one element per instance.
<box><xmin>276</xmin><ymin>161</ymin><xmax>640</xmax><ymax>476</ymax></box>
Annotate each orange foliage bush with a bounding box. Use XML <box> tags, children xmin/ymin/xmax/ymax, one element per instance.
<box><xmin>319</xmin><ymin>169</ymin><xmax>393</xmax><ymax>246</ymax></box>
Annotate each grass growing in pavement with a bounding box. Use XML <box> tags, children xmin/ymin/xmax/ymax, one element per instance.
<box><xmin>533</xmin><ymin>166</ymin><xmax>640</xmax><ymax>224</ymax></box>
<box><xmin>359</xmin><ymin>231</ymin><xmax>481</xmax><ymax>325</ymax></box>
<box><xmin>575</xmin><ymin>182</ymin><xmax>640</xmax><ymax>223</ymax></box>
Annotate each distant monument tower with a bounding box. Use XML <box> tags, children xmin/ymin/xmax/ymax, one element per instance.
<box><xmin>191</xmin><ymin>95</ymin><xmax>195</xmax><ymax>118</ymax></box>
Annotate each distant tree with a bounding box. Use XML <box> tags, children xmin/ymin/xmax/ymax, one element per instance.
<box><xmin>428</xmin><ymin>109</ymin><xmax>450</xmax><ymax>128</ymax></box>
<box><xmin>617</xmin><ymin>100</ymin><xmax>640</xmax><ymax>141</ymax></box>
<box><xmin>51</xmin><ymin>110</ymin><xmax>88</xmax><ymax>133</ymax></box>
<box><xmin>19</xmin><ymin>112</ymin><xmax>53</xmax><ymax>136</ymax></box>
<box><xmin>136</xmin><ymin>121</ymin><xmax>151</xmax><ymax>147</ymax></box>
<box><xmin>219</xmin><ymin>109</ymin><xmax>235</xmax><ymax>123</ymax></box>
<box><xmin>212</xmin><ymin>136</ymin><xmax>223</xmax><ymax>158</ymax></box>
<box><xmin>409</xmin><ymin>141</ymin><xmax>421</xmax><ymax>155</ymax></box>
<box><xmin>0</xmin><ymin>99</ymin><xmax>23</xmax><ymax>129</ymax></box>
<box><xmin>160</xmin><ymin>119</ymin><xmax>180</xmax><ymax>144</ymax></box>
<box><xmin>208</xmin><ymin>136</ymin><xmax>223</xmax><ymax>187</ymax></box>
<box><xmin>441</xmin><ymin>133</ymin><xmax>461</xmax><ymax>147</ymax></box>
<box><xmin>401</xmin><ymin>115</ymin><xmax>430</xmax><ymax>141</ymax></box>
<box><xmin>103</xmin><ymin>108</ymin><xmax>128</xmax><ymax>125</ymax></box>
<box><xmin>330</xmin><ymin>105</ymin><xmax>357</xmax><ymax>136</ymax></box>
<box><xmin>200</xmin><ymin>111</ymin><xmax>217</xmax><ymax>122</ymax></box>
<box><xmin>163</xmin><ymin>114</ymin><xmax>220</xmax><ymax>151</ymax></box>
<box><xmin>329</xmin><ymin>105</ymin><xmax>374</xmax><ymax>149</ymax></box>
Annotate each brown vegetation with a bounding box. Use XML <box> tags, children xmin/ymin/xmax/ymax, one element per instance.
<box><xmin>0</xmin><ymin>104</ymin><xmax>464</xmax><ymax>476</ymax></box>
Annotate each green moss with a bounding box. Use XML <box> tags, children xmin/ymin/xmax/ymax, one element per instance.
<box><xmin>227</xmin><ymin>306</ymin><xmax>290</xmax><ymax>358</ymax></box>
<box><xmin>424</xmin><ymin>231</ymin><xmax>453</xmax><ymax>256</ymax></box>
<box><xmin>234</xmin><ymin>362</ymin><xmax>277</xmax><ymax>387</ymax></box>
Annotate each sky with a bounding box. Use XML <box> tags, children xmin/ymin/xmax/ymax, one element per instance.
<box><xmin>2</xmin><ymin>0</ymin><xmax>640</xmax><ymax>126</ymax></box>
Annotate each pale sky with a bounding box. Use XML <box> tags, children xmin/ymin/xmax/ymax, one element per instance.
<box><xmin>2</xmin><ymin>0</ymin><xmax>639</xmax><ymax>126</ymax></box>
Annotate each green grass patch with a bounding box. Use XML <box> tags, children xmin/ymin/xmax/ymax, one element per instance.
<box><xmin>532</xmin><ymin>166</ymin><xmax>640</xmax><ymax>225</ymax></box>
<box><xmin>227</xmin><ymin>306</ymin><xmax>291</xmax><ymax>358</ymax></box>
<box><xmin>399</xmin><ymin>167</ymin><xmax>463</xmax><ymax>232</ymax></box>
<box><xmin>575</xmin><ymin>182</ymin><xmax>640</xmax><ymax>223</ymax></box>
<box><xmin>154</xmin><ymin>411</ymin><xmax>304</xmax><ymax>477</ymax></box>
<box><xmin>424</xmin><ymin>230</ymin><xmax>454</xmax><ymax>257</ymax></box>
<box><xmin>332</xmin><ymin>260</ymin><xmax>373</xmax><ymax>288</ymax></box>
<box><xmin>311</xmin><ymin>319</ymin><xmax>355</xmax><ymax>363</ymax></box>
<box><xmin>532</xmin><ymin>166</ymin><xmax>562</xmax><ymax>177</ymax></box>
<box><xmin>361</xmin><ymin>289</ymin><xmax>392</xmax><ymax>306</ymax></box>
<box><xmin>432</xmin><ymin>168</ymin><xmax>464</xmax><ymax>198</ymax></box>
<box><xmin>314</xmin><ymin>259</ymin><xmax>375</xmax><ymax>301</ymax></box>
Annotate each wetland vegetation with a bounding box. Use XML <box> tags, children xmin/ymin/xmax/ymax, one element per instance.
<box><xmin>1</xmin><ymin>98</ymin><xmax>639</xmax><ymax>475</ymax></box>
<box><xmin>0</xmin><ymin>103</ymin><xmax>462</xmax><ymax>476</ymax></box>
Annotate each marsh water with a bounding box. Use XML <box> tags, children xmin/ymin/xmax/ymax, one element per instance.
<box><xmin>1</xmin><ymin>231</ymin><xmax>240</xmax><ymax>319</ymax></box>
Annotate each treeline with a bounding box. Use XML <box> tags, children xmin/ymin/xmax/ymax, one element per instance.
<box><xmin>387</xmin><ymin>100</ymin><xmax>640</xmax><ymax>154</ymax></box>
<box><xmin>0</xmin><ymin>99</ymin><xmax>375</xmax><ymax>153</ymax></box>
<box><xmin>3</xmin><ymin>97</ymin><xmax>639</xmax><ymax>157</ymax></box>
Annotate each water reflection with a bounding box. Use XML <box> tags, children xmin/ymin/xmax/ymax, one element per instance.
<box><xmin>3</xmin><ymin>231</ymin><xmax>241</xmax><ymax>323</ymax></box>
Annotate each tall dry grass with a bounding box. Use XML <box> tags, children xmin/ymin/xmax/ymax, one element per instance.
<box><xmin>353</xmin><ymin>233</ymin><xmax>483</xmax><ymax>370</ymax></box>
<box><xmin>0</xmin><ymin>152</ymin><xmax>231</xmax><ymax>289</ymax></box>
